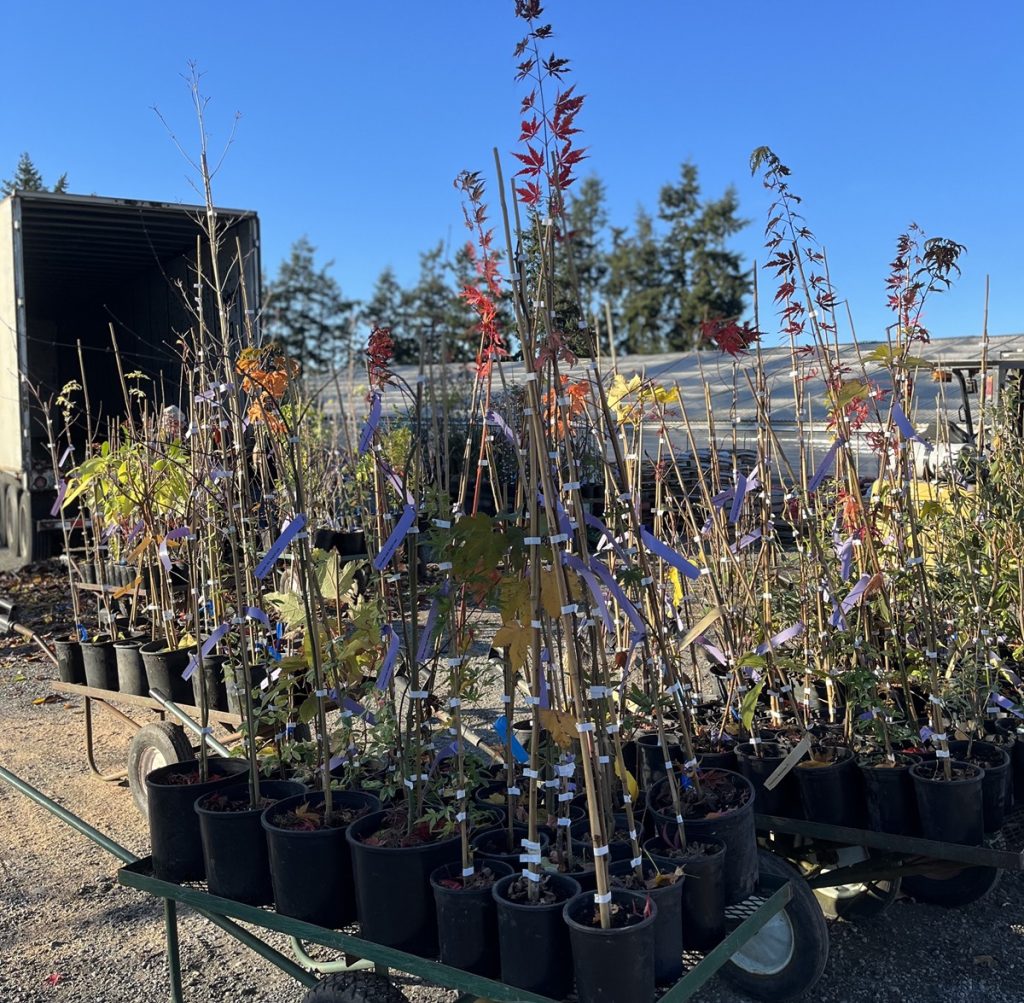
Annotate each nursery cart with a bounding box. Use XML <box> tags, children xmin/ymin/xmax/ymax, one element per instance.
<box><xmin>754</xmin><ymin>807</ymin><xmax>1024</xmax><ymax>918</ymax></box>
<box><xmin>0</xmin><ymin>763</ymin><xmax>831</xmax><ymax>1003</ymax></box>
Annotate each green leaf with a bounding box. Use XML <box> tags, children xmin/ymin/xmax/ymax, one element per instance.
<box><xmin>297</xmin><ymin>694</ymin><xmax>320</xmax><ymax>725</ymax></box>
<box><xmin>739</xmin><ymin>680</ymin><xmax>765</xmax><ymax>733</ymax></box>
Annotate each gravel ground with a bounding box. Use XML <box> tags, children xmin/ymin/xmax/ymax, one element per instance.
<box><xmin>2</xmin><ymin>558</ymin><xmax>1024</xmax><ymax>1002</ymax></box>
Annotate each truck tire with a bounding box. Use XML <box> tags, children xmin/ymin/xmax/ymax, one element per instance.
<box><xmin>302</xmin><ymin>973</ymin><xmax>409</xmax><ymax>1003</ymax></box>
<box><xmin>128</xmin><ymin>722</ymin><xmax>194</xmax><ymax>814</ymax></box>
<box><xmin>720</xmin><ymin>849</ymin><xmax>829</xmax><ymax>1001</ymax></box>
<box><xmin>19</xmin><ymin>491</ymin><xmax>35</xmax><ymax>562</ymax></box>
<box><xmin>0</xmin><ymin>484</ymin><xmax>8</xmax><ymax>548</ymax></box>
<box><xmin>7</xmin><ymin>488</ymin><xmax>20</xmax><ymax>557</ymax></box>
<box><xmin>901</xmin><ymin>866</ymin><xmax>1002</xmax><ymax>907</ymax></box>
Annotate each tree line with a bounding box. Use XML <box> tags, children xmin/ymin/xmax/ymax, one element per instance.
<box><xmin>263</xmin><ymin>160</ymin><xmax>751</xmax><ymax>369</ymax></box>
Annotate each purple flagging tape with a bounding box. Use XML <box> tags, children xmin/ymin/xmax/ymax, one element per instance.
<box><xmin>891</xmin><ymin>401</ymin><xmax>931</xmax><ymax>448</ymax></box>
<box><xmin>920</xmin><ymin>726</ymin><xmax>933</xmax><ymax>741</ymax></box>
<box><xmin>166</xmin><ymin>526</ymin><xmax>192</xmax><ymax>541</ymax></box>
<box><xmin>486</xmin><ymin>409</ymin><xmax>517</xmax><ymax>444</ymax></box>
<box><xmin>538</xmin><ymin>491</ymin><xmax>572</xmax><ymax>538</ymax></box>
<box><xmin>640</xmin><ymin>528</ymin><xmax>700</xmax><ymax>580</ymax></box>
<box><xmin>562</xmin><ymin>553</ymin><xmax>614</xmax><ymax>632</ymax></box>
<box><xmin>583</xmin><ymin>511</ymin><xmax>628</xmax><ymax>561</ymax></box>
<box><xmin>429</xmin><ymin>740</ymin><xmax>461</xmax><ymax>775</ymax></box>
<box><xmin>729</xmin><ymin>474</ymin><xmax>748</xmax><ymax>524</ymax></box>
<box><xmin>59</xmin><ymin>445</ymin><xmax>73</xmax><ymax>467</ymax></box>
<box><xmin>841</xmin><ymin>574</ymin><xmax>872</xmax><ymax>613</ymax></box>
<box><xmin>989</xmin><ymin>692</ymin><xmax>1024</xmax><ymax>719</ymax></box>
<box><xmin>246</xmin><ymin>606</ymin><xmax>270</xmax><ymax>627</ymax></box>
<box><xmin>539</xmin><ymin>660</ymin><xmax>550</xmax><ymax>709</ymax></box>
<box><xmin>158</xmin><ymin>539</ymin><xmax>172</xmax><ymax>573</ymax></box>
<box><xmin>701</xmin><ymin>639</ymin><xmax>727</xmax><ymax>665</ymax></box>
<box><xmin>255</xmin><ymin>513</ymin><xmax>307</xmax><ymax>579</ymax></box>
<box><xmin>808</xmin><ymin>439</ymin><xmax>844</xmax><ymax>493</ymax></box>
<box><xmin>50</xmin><ymin>481</ymin><xmax>67</xmax><ymax>517</ymax></box>
<box><xmin>731</xmin><ymin>528</ymin><xmax>762</xmax><ymax>553</ymax></box>
<box><xmin>380</xmin><ymin>462</ymin><xmax>415</xmax><ymax>505</ymax></box>
<box><xmin>376</xmin><ymin>624</ymin><xmax>401</xmax><ymax>690</ymax></box>
<box><xmin>183</xmin><ymin>622</ymin><xmax>230</xmax><ymax>681</ymax></box>
<box><xmin>590</xmin><ymin>559</ymin><xmax>646</xmax><ymax>637</ymax></box>
<box><xmin>755</xmin><ymin>620</ymin><xmax>804</xmax><ymax>656</ymax></box>
<box><xmin>416</xmin><ymin>599</ymin><xmax>440</xmax><ymax>663</ymax></box>
<box><xmin>102</xmin><ymin>523</ymin><xmax>117</xmax><ymax>541</ymax></box>
<box><xmin>126</xmin><ymin>520</ymin><xmax>144</xmax><ymax>545</ymax></box>
<box><xmin>342</xmin><ymin>696</ymin><xmax>376</xmax><ymax>725</ymax></box>
<box><xmin>836</xmin><ymin>534</ymin><xmax>855</xmax><ymax>582</ymax></box>
<box><xmin>494</xmin><ymin>715</ymin><xmax>529</xmax><ymax>764</ymax></box>
<box><xmin>373</xmin><ymin>504</ymin><xmax>417</xmax><ymax>571</ymax></box>
<box><xmin>711</xmin><ymin>487</ymin><xmax>732</xmax><ymax>510</ymax></box>
<box><xmin>358</xmin><ymin>393</ymin><xmax>382</xmax><ymax>456</ymax></box>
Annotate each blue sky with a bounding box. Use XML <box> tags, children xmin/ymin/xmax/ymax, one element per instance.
<box><xmin>3</xmin><ymin>1</ymin><xmax>1021</xmax><ymax>348</ymax></box>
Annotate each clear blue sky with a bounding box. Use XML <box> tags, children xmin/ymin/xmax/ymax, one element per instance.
<box><xmin>3</xmin><ymin>1</ymin><xmax>1021</xmax><ymax>348</ymax></box>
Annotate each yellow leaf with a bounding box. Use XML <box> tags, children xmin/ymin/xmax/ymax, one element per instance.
<box><xmin>492</xmin><ymin>623</ymin><xmax>532</xmax><ymax>672</ymax></box>
<box><xmin>539</xmin><ymin>567</ymin><xmax>582</xmax><ymax>620</ymax></box>
<box><xmin>668</xmin><ymin>567</ymin><xmax>683</xmax><ymax>606</ymax></box>
<box><xmin>499</xmin><ymin>578</ymin><xmax>532</xmax><ymax>626</ymax></box>
<box><xmin>680</xmin><ymin>607</ymin><xmax>724</xmax><ymax>649</ymax></box>
<box><xmin>615</xmin><ymin>758</ymin><xmax>639</xmax><ymax>800</ymax></box>
<box><xmin>538</xmin><ymin>707</ymin><xmax>577</xmax><ymax>750</ymax></box>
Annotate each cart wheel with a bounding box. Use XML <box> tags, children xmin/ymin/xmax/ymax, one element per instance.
<box><xmin>810</xmin><ymin>846</ymin><xmax>901</xmax><ymax>921</ymax></box>
<box><xmin>901</xmin><ymin>865</ymin><xmax>1002</xmax><ymax>907</ymax></box>
<box><xmin>720</xmin><ymin>849</ymin><xmax>829</xmax><ymax>1002</ymax></box>
<box><xmin>128</xmin><ymin>722</ymin><xmax>194</xmax><ymax>814</ymax></box>
<box><xmin>301</xmin><ymin>972</ymin><xmax>410</xmax><ymax>1003</ymax></box>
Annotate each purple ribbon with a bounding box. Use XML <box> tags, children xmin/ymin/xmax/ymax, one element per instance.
<box><xmin>835</xmin><ymin>534</ymin><xmax>855</xmax><ymax>582</ymax></box>
<box><xmin>539</xmin><ymin>657</ymin><xmax>550</xmax><ymax>709</ymax></box>
<box><xmin>50</xmin><ymin>481</ymin><xmax>67</xmax><ymax>517</ymax></box>
<box><xmin>158</xmin><ymin>539</ymin><xmax>172</xmax><ymax>573</ymax></box>
<box><xmin>728</xmin><ymin>474</ymin><xmax>748</xmax><ymax>524</ymax></box>
<box><xmin>701</xmin><ymin>640</ymin><xmax>727</xmax><ymax>665</ymax></box>
<box><xmin>584</xmin><ymin>512</ymin><xmax>628</xmax><ymax>562</ymax></box>
<box><xmin>342</xmin><ymin>697</ymin><xmax>376</xmax><ymax>725</ymax></box>
<box><xmin>589</xmin><ymin>559</ymin><xmax>646</xmax><ymax>637</ymax></box>
<box><xmin>166</xmin><ymin>526</ymin><xmax>192</xmax><ymax>541</ymax></box>
<box><xmin>731</xmin><ymin>528</ymin><xmax>762</xmax><ymax>553</ymax></box>
<box><xmin>377</xmin><ymin>624</ymin><xmax>401</xmax><ymax>690</ymax></box>
<box><xmin>755</xmin><ymin>621</ymin><xmax>805</xmax><ymax>656</ymax></box>
<box><xmin>59</xmin><ymin>445</ymin><xmax>73</xmax><ymax>467</ymax></box>
<box><xmin>183</xmin><ymin>622</ymin><xmax>230</xmax><ymax>681</ymax></box>
<box><xmin>416</xmin><ymin>600</ymin><xmax>440</xmax><ymax>663</ymax></box>
<box><xmin>538</xmin><ymin>491</ymin><xmax>572</xmax><ymax>538</ymax></box>
<box><xmin>486</xmin><ymin>409</ymin><xmax>517</xmax><ymax>444</ymax></box>
<box><xmin>380</xmin><ymin>463</ymin><xmax>415</xmax><ymax>505</ymax></box>
<box><xmin>126</xmin><ymin>520</ymin><xmax>144</xmax><ymax>546</ymax></box>
<box><xmin>989</xmin><ymin>692</ymin><xmax>1024</xmax><ymax>719</ymax></box>
<box><xmin>808</xmin><ymin>439</ymin><xmax>844</xmax><ymax>493</ymax></box>
<box><xmin>359</xmin><ymin>393</ymin><xmax>382</xmax><ymax>456</ymax></box>
<box><xmin>562</xmin><ymin>553</ymin><xmax>614</xmax><ymax>632</ymax></box>
<box><xmin>255</xmin><ymin>513</ymin><xmax>307</xmax><ymax>579</ymax></box>
<box><xmin>640</xmin><ymin>528</ymin><xmax>700</xmax><ymax>580</ymax></box>
<box><xmin>829</xmin><ymin>573</ymin><xmax>871</xmax><ymax>627</ymax></box>
<box><xmin>373</xmin><ymin>504</ymin><xmax>416</xmax><ymax>571</ymax></box>
<box><xmin>246</xmin><ymin>606</ymin><xmax>270</xmax><ymax>628</ymax></box>
<box><xmin>892</xmin><ymin>402</ymin><xmax>932</xmax><ymax>449</ymax></box>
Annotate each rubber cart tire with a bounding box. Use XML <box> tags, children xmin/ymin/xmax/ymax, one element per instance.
<box><xmin>720</xmin><ymin>849</ymin><xmax>829</xmax><ymax>1002</ymax></box>
<box><xmin>7</xmin><ymin>488</ymin><xmax>21</xmax><ymax>558</ymax></box>
<box><xmin>901</xmin><ymin>865</ymin><xmax>1002</xmax><ymax>907</ymax></box>
<box><xmin>302</xmin><ymin>972</ymin><xmax>410</xmax><ymax>1003</ymax></box>
<box><xmin>128</xmin><ymin>722</ymin><xmax>193</xmax><ymax>815</ymax></box>
<box><xmin>809</xmin><ymin>846</ymin><xmax>901</xmax><ymax>921</ymax></box>
<box><xmin>0</xmin><ymin>484</ymin><xmax>8</xmax><ymax>548</ymax></box>
<box><xmin>18</xmin><ymin>490</ymin><xmax>33</xmax><ymax>563</ymax></box>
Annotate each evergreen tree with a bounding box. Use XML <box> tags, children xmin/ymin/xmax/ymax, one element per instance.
<box><xmin>565</xmin><ymin>175</ymin><xmax>609</xmax><ymax>324</ymax></box>
<box><xmin>2</xmin><ymin>152</ymin><xmax>69</xmax><ymax>196</ymax></box>
<box><xmin>262</xmin><ymin>236</ymin><xmax>357</xmax><ymax>371</ymax></box>
<box><xmin>658</xmin><ymin>161</ymin><xmax>749</xmax><ymax>350</ymax></box>
<box><xmin>605</xmin><ymin>209</ymin><xmax>668</xmax><ymax>355</ymax></box>
<box><xmin>361</xmin><ymin>266</ymin><xmax>412</xmax><ymax>360</ymax></box>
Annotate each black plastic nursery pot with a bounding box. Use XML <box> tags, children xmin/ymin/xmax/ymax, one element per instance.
<box><xmin>113</xmin><ymin>637</ymin><xmax>148</xmax><ymax>696</ymax></box>
<box><xmin>795</xmin><ymin>746</ymin><xmax>865</xmax><ymax>828</ymax></box>
<box><xmin>697</xmin><ymin>747</ymin><xmax>737</xmax><ymax>771</ymax></box>
<box><xmin>949</xmin><ymin>740</ymin><xmax>1011</xmax><ymax>833</ymax></box>
<box><xmin>735</xmin><ymin>741</ymin><xmax>803</xmax><ymax>818</ymax></box>
<box><xmin>81</xmin><ymin>635</ymin><xmax>118</xmax><ymax>691</ymax></box>
<box><xmin>910</xmin><ymin>760</ymin><xmax>985</xmax><ymax>846</ymax></box>
<box><xmin>140</xmin><ymin>640</ymin><xmax>192</xmax><ymax>704</ymax></box>
<box><xmin>191</xmin><ymin>654</ymin><xmax>229</xmax><ymax>714</ymax></box>
<box><xmin>643</xmin><ymin>834</ymin><xmax>726</xmax><ymax>952</ymax></box>
<box><xmin>564</xmin><ymin>888</ymin><xmax>657</xmax><ymax>1003</ymax></box>
<box><xmin>262</xmin><ymin>789</ymin><xmax>379</xmax><ymax>927</ymax></box>
<box><xmin>223</xmin><ymin>662</ymin><xmax>267</xmax><ymax>717</ymax></box>
<box><xmin>609</xmin><ymin>858</ymin><xmax>684</xmax><ymax>985</ymax></box>
<box><xmin>54</xmin><ymin>638</ymin><xmax>85</xmax><ymax>685</ymax></box>
<box><xmin>859</xmin><ymin>757</ymin><xmax>918</xmax><ymax>835</ymax></box>
<box><xmin>492</xmin><ymin>872</ymin><xmax>581</xmax><ymax>1000</ymax></box>
<box><xmin>196</xmin><ymin>779</ymin><xmax>306</xmax><ymax>905</ymax></box>
<box><xmin>335</xmin><ymin>530</ymin><xmax>367</xmax><ymax>557</ymax></box>
<box><xmin>347</xmin><ymin>809</ymin><xmax>462</xmax><ymax>957</ymax></box>
<box><xmin>471</xmin><ymin>824</ymin><xmax>549</xmax><ymax>867</ymax></box>
<box><xmin>649</xmin><ymin>769</ymin><xmax>757</xmax><ymax>905</ymax></box>
<box><xmin>146</xmin><ymin>757</ymin><xmax>250</xmax><ymax>883</ymax></box>
<box><xmin>636</xmin><ymin>733</ymin><xmax>684</xmax><ymax>790</ymax></box>
<box><xmin>430</xmin><ymin>860</ymin><xmax>514</xmax><ymax>977</ymax></box>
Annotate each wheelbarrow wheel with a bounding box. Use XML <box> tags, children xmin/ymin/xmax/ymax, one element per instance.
<box><xmin>901</xmin><ymin>865</ymin><xmax>1002</xmax><ymax>907</ymax></box>
<box><xmin>720</xmin><ymin>848</ymin><xmax>829</xmax><ymax>1002</ymax></box>
<box><xmin>127</xmin><ymin>722</ymin><xmax>193</xmax><ymax>814</ymax></box>
<box><xmin>302</xmin><ymin>972</ymin><xmax>409</xmax><ymax>1003</ymax></box>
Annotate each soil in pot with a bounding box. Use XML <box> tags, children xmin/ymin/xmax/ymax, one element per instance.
<box><xmin>858</xmin><ymin>753</ymin><xmax>919</xmax><ymax>835</ymax></box>
<box><xmin>564</xmin><ymin>889</ymin><xmax>657</xmax><ymax>1003</ymax></box>
<box><xmin>492</xmin><ymin>872</ymin><xmax>580</xmax><ymax>999</ymax></box>
<box><xmin>648</xmin><ymin>769</ymin><xmax>757</xmax><ymax>905</ymax></box>
<box><xmin>949</xmin><ymin>740</ymin><xmax>1010</xmax><ymax>833</ymax></box>
<box><xmin>140</xmin><ymin>640</ymin><xmax>192</xmax><ymax>704</ymax></box>
<box><xmin>146</xmin><ymin>757</ymin><xmax>250</xmax><ymax>882</ymax></box>
<box><xmin>81</xmin><ymin>635</ymin><xmax>118</xmax><ymax>691</ymax></box>
<box><xmin>795</xmin><ymin>745</ymin><xmax>865</xmax><ymax>828</ymax></box>
<box><xmin>610</xmin><ymin>859</ymin><xmax>684</xmax><ymax>984</ymax></box>
<box><xmin>196</xmin><ymin>779</ymin><xmax>306</xmax><ymax>905</ymax></box>
<box><xmin>471</xmin><ymin>824</ymin><xmax>550</xmax><ymax>867</ymax></box>
<box><xmin>735</xmin><ymin>740</ymin><xmax>803</xmax><ymax>818</ymax></box>
<box><xmin>430</xmin><ymin>861</ymin><xmax>513</xmax><ymax>976</ymax></box>
<box><xmin>643</xmin><ymin>835</ymin><xmax>726</xmax><ymax>951</ymax></box>
<box><xmin>910</xmin><ymin>759</ymin><xmax>985</xmax><ymax>845</ymax></box>
<box><xmin>54</xmin><ymin>637</ymin><xmax>85</xmax><ymax>685</ymax></box>
<box><xmin>113</xmin><ymin>637</ymin><xmax>148</xmax><ymax>696</ymax></box>
<box><xmin>262</xmin><ymin>789</ymin><xmax>379</xmax><ymax>927</ymax></box>
<box><xmin>541</xmin><ymin>842</ymin><xmax>598</xmax><ymax>891</ymax></box>
<box><xmin>570</xmin><ymin>814</ymin><xmax>636</xmax><ymax>862</ymax></box>
<box><xmin>347</xmin><ymin>809</ymin><xmax>462</xmax><ymax>957</ymax></box>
